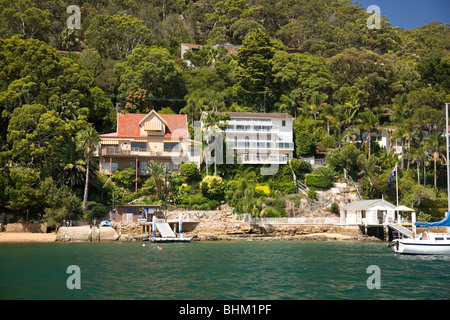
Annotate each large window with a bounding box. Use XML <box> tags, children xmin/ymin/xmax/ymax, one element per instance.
<box><xmin>131</xmin><ymin>142</ymin><xmax>146</xmax><ymax>151</ymax></box>
<box><xmin>164</xmin><ymin>142</ymin><xmax>179</xmax><ymax>152</ymax></box>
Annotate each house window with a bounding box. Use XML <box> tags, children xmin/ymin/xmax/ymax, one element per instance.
<box><xmin>164</xmin><ymin>162</ymin><xmax>171</xmax><ymax>170</ymax></box>
<box><xmin>282</xmin><ymin>120</ymin><xmax>286</xmax><ymax>127</ymax></box>
<box><xmin>172</xmin><ymin>162</ymin><xmax>179</xmax><ymax>170</ymax></box>
<box><xmin>164</xmin><ymin>142</ymin><xmax>179</xmax><ymax>152</ymax></box>
<box><xmin>131</xmin><ymin>142</ymin><xmax>146</xmax><ymax>151</ymax></box>
<box><xmin>139</xmin><ymin>161</ymin><xmax>147</xmax><ymax>174</ymax></box>
<box><xmin>103</xmin><ymin>162</ymin><xmax>118</xmax><ymax>173</ymax></box>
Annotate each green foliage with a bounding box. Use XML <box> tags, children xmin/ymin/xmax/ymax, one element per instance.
<box><xmin>114</xmin><ymin>45</ymin><xmax>185</xmax><ymax>111</ymax></box>
<box><xmin>305</xmin><ymin>172</ymin><xmax>334</xmax><ymax>189</ymax></box>
<box><xmin>83</xmin><ymin>201</ymin><xmax>106</xmax><ymax>221</ymax></box>
<box><xmin>200</xmin><ymin>175</ymin><xmax>225</xmax><ymax>200</ymax></box>
<box><xmin>85</xmin><ymin>15</ymin><xmax>152</xmax><ymax>60</ymax></box>
<box><xmin>232</xmin><ymin>30</ymin><xmax>281</xmax><ymax>109</ymax></box>
<box><xmin>112</xmin><ymin>167</ymin><xmax>136</xmax><ymax>191</ymax></box>
<box><xmin>0</xmin><ymin>0</ymin><xmax>449</xmax><ymax>219</ymax></box>
<box><xmin>179</xmin><ymin>163</ymin><xmax>201</xmax><ymax>182</ymax></box>
<box><xmin>330</xmin><ymin>202</ymin><xmax>339</xmax><ymax>214</ymax></box>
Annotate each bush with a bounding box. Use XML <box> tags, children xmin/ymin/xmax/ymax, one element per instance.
<box><xmin>272</xmin><ymin>181</ymin><xmax>296</xmax><ymax>194</ymax></box>
<box><xmin>112</xmin><ymin>167</ymin><xmax>136</xmax><ymax>190</ymax></box>
<box><xmin>200</xmin><ymin>175</ymin><xmax>225</xmax><ymax>200</ymax></box>
<box><xmin>84</xmin><ymin>201</ymin><xmax>106</xmax><ymax>221</ymax></box>
<box><xmin>307</xmin><ymin>187</ymin><xmax>317</xmax><ymax>201</ymax></box>
<box><xmin>255</xmin><ymin>185</ymin><xmax>271</xmax><ymax>196</ymax></box>
<box><xmin>179</xmin><ymin>163</ymin><xmax>201</xmax><ymax>182</ymax></box>
<box><xmin>330</xmin><ymin>202</ymin><xmax>339</xmax><ymax>214</ymax></box>
<box><xmin>305</xmin><ymin>173</ymin><xmax>333</xmax><ymax>189</ymax></box>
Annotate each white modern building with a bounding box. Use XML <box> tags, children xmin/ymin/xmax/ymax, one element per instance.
<box><xmin>202</xmin><ymin>112</ymin><xmax>295</xmax><ymax>165</ymax></box>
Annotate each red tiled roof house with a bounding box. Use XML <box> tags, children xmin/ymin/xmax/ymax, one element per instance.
<box><xmin>98</xmin><ymin>110</ymin><xmax>200</xmax><ymax>176</ymax></box>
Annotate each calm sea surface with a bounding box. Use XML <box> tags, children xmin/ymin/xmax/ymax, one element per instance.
<box><xmin>0</xmin><ymin>241</ymin><xmax>448</xmax><ymax>300</ymax></box>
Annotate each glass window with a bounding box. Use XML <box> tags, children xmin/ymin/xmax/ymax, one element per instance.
<box><xmin>282</xmin><ymin>120</ymin><xmax>286</xmax><ymax>127</ymax></box>
<box><xmin>164</xmin><ymin>142</ymin><xmax>179</xmax><ymax>152</ymax></box>
<box><xmin>103</xmin><ymin>162</ymin><xmax>118</xmax><ymax>172</ymax></box>
<box><xmin>131</xmin><ymin>142</ymin><xmax>146</xmax><ymax>151</ymax></box>
<box><xmin>172</xmin><ymin>162</ymin><xmax>179</xmax><ymax>170</ymax></box>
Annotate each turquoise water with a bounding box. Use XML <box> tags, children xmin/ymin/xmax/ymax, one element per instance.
<box><xmin>0</xmin><ymin>241</ymin><xmax>448</xmax><ymax>300</ymax></box>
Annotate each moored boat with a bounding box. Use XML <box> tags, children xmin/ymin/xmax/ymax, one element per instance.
<box><xmin>391</xmin><ymin>213</ymin><xmax>450</xmax><ymax>255</ymax></box>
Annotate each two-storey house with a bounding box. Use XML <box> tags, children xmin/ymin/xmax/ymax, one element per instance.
<box><xmin>98</xmin><ymin>110</ymin><xmax>199</xmax><ymax>176</ymax></box>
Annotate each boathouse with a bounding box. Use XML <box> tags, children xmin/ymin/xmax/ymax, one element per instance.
<box><xmin>340</xmin><ymin>199</ymin><xmax>396</xmax><ymax>225</ymax></box>
<box><xmin>113</xmin><ymin>204</ymin><xmax>163</xmax><ymax>223</ymax></box>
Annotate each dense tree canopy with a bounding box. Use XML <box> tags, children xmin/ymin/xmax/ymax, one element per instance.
<box><xmin>0</xmin><ymin>0</ymin><xmax>449</xmax><ymax>222</ymax></box>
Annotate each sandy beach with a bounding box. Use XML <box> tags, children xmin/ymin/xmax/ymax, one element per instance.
<box><xmin>0</xmin><ymin>232</ymin><xmax>57</xmax><ymax>243</ymax></box>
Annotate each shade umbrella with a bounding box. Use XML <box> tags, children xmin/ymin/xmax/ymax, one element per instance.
<box><xmin>395</xmin><ymin>205</ymin><xmax>414</xmax><ymax>211</ymax></box>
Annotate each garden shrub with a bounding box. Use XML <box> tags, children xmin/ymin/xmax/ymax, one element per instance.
<box><xmin>305</xmin><ymin>173</ymin><xmax>333</xmax><ymax>189</ymax></box>
<box><xmin>179</xmin><ymin>163</ymin><xmax>201</xmax><ymax>182</ymax></box>
<box><xmin>200</xmin><ymin>175</ymin><xmax>225</xmax><ymax>200</ymax></box>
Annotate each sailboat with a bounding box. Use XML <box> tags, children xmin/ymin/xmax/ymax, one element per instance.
<box><xmin>391</xmin><ymin>215</ymin><xmax>450</xmax><ymax>254</ymax></box>
<box><xmin>391</xmin><ymin>102</ymin><xmax>450</xmax><ymax>255</ymax></box>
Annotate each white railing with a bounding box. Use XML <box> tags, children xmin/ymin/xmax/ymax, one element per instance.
<box><xmin>227</xmin><ymin>140</ymin><xmax>294</xmax><ymax>150</ymax></box>
<box><xmin>235</xmin><ymin>214</ymin><xmax>341</xmax><ymax>225</ymax></box>
<box><xmin>238</xmin><ymin>154</ymin><xmax>288</xmax><ymax>164</ymax></box>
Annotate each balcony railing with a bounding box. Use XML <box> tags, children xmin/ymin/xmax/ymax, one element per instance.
<box><xmin>101</xmin><ymin>147</ymin><xmax>182</xmax><ymax>158</ymax></box>
<box><xmin>226</xmin><ymin>140</ymin><xmax>294</xmax><ymax>150</ymax></box>
<box><xmin>238</xmin><ymin>153</ymin><xmax>289</xmax><ymax>164</ymax></box>
<box><xmin>226</xmin><ymin>124</ymin><xmax>280</xmax><ymax>132</ymax></box>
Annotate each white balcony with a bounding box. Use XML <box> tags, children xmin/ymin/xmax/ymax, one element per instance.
<box><xmin>226</xmin><ymin>140</ymin><xmax>294</xmax><ymax>150</ymax></box>
<box><xmin>226</xmin><ymin>124</ymin><xmax>280</xmax><ymax>133</ymax></box>
<box><xmin>101</xmin><ymin>146</ymin><xmax>182</xmax><ymax>158</ymax></box>
<box><xmin>238</xmin><ymin>153</ymin><xmax>289</xmax><ymax>164</ymax></box>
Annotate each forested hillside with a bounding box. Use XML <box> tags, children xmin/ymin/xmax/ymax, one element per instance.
<box><xmin>0</xmin><ymin>0</ymin><xmax>449</xmax><ymax>223</ymax></box>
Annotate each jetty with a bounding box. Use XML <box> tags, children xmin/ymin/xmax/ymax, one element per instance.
<box><xmin>142</xmin><ymin>216</ymin><xmax>192</xmax><ymax>243</ymax></box>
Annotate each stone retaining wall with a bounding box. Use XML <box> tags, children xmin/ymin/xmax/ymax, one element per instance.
<box><xmin>5</xmin><ymin>222</ymin><xmax>47</xmax><ymax>233</ymax></box>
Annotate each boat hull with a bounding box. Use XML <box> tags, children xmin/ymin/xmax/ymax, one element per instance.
<box><xmin>392</xmin><ymin>239</ymin><xmax>450</xmax><ymax>255</ymax></box>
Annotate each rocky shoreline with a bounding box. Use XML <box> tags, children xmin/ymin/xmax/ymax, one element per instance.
<box><xmin>1</xmin><ymin>210</ymin><xmax>382</xmax><ymax>243</ymax></box>
<box><xmin>114</xmin><ymin>221</ymin><xmax>382</xmax><ymax>242</ymax></box>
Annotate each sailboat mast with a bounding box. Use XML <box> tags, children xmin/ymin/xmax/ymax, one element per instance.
<box><xmin>445</xmin><ymin>103</ymin><xmax>450</xmax><ymax>216</ymax></box>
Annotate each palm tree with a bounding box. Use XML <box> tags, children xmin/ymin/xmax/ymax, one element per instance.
<box><xmin>276</xmin><ymin>92</ymin><xmax>300</xmax><ymax>118</ymax></box>
<box><xmin>302</xmin><ymin>92</ymin><xmax>327</xmax><ymax>120</ymax></box>
<box><xmin>59</xmin><ymin>136</ymin><xmax>85</xmax><ymax>189</ymax></box>
<box><xmin>358</xmin><ymin>108</ymin><xmax>379</xmax><ymax>157</ymax></box>
<box><xmin>146</xmin><ymin>160</ymin><xmax>166</xmax><ymax>200</ymax></box>
<box><xmin>408</xmin><ymin>146</ymin><xmax>425</xmax><ymax>185</ymax></box>
<box><xmin>180</xmin><ymin>94</ymin><xmax>204</xmax><ymax>124</ymax></box>
<box><xmin>202</xmin><ymin>111</ymin><xmax>230</xmax><ymax>176</ymax></box>
<box><xmin>77</xmin><ymin>127</ymin><xmax>99</xmax><ymax>211</ymax></box>
<box><xmin>60</xmin><ymin>28</ymin><xmax>80</xmax><ymax>57</ymax></box>
<box><xmin>424</xmin><ymin>133</ymin><xmax>446</xmax><ymax>189</ymax></box>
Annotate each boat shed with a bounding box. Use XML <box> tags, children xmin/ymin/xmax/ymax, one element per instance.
<box><xmin>113</xmin><ymin>204</ymin><xmax>163</xmax><ymax>223</ymax></box>
<box><xmin>341</xmin><ymin>199</ymin><xmax>396</xmax><ymax>225</ymax></box>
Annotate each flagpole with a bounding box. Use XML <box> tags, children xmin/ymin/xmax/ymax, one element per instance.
<box><xmin>396</xmin><ymin>163</ymin><xmax>399</xmax><ymax>225</ymax></box>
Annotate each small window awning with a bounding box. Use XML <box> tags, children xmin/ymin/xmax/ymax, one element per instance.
<box><xmin>101</xmin><ymin>140</ymin><xmax>119</xmax><ymax>145</ymax></box>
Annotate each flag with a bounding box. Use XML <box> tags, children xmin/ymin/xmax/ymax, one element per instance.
<box><xmin>388</xmin><ymin>166</ymin><xmax>396</xmax><ymax>188</ymax></box>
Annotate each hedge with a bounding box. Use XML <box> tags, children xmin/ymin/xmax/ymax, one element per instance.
<box><xmin>305</xmin><ymin>174</ymin><xmax>334</xmax><ymax>189</ymax></box>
